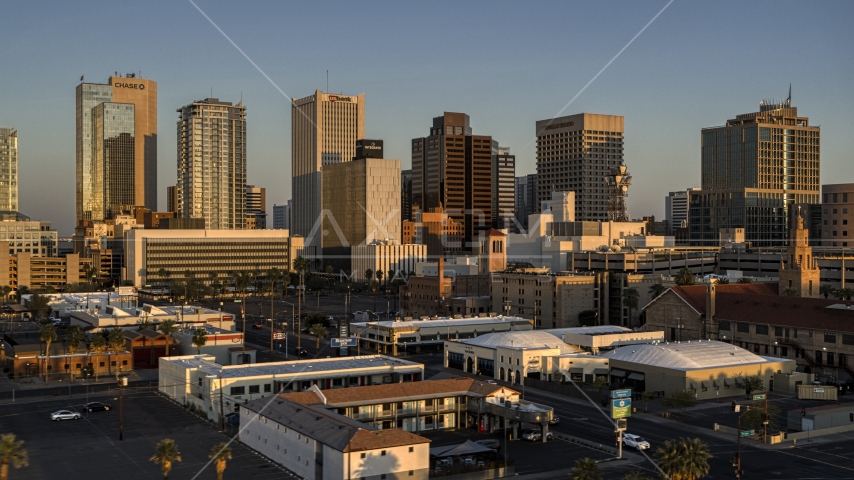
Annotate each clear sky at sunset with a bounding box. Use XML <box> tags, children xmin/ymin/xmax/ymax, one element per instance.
<box><xmin>1</xmin><ymin>0</ymin><xmax>852</xmax><ymax>234</ymax></box>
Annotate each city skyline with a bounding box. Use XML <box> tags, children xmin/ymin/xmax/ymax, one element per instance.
<box><xmin>0</xmin><ymin>1</ymin><xmax>852</xmax><ymax>234</ymax></box>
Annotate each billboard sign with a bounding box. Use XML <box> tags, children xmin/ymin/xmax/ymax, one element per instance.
<box><xmin>273</xmin><ymin>331</ymin><xmax>285</xmax><ymax>340</ymax></box>
<box><xmin>117</xmin><ymin>286</ymin><xmax>138</xmax><ymax>296</ymax></box>
<box><xmin>612</xmin><ymin>389</ymin><xmax>632</xmax><ymax>399</ymax></box>
<box><xmin>611</xmin><ymin>398</ymin><xmax>631</xmax><ymax>419</ymax></box>
<box><xmin>331</xmin><ymin>337</ymin><xmax>357</xmax><ymax>348</ymax></box>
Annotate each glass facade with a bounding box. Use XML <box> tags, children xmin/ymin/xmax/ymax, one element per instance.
<box><xmin>176</xmin><ymin>99</ymin><xmax>247</xmax><ymax>229</ymax></box>
<box><xmin>92</xmin><ymin>103</ymin><xmax>135</xmax><ymax>220</ymax></box>
<box><xmin>0</xmin><ymin>128</ymin><xmax>17</xmax><ymax>211</ymax></box>
<box><xmin>76</xmin><ymin>83</ymin><xmax>113</xmax><ymax>221</ymax></box>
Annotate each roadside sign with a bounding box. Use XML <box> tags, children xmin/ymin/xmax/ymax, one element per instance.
<box><xmin>234</xmin><ymin>299</ymin><xmax>242</xmax><ymax>303</ymax></box>
<box><xmin>611</xmin><ymin>398</ymin><xmax>631</xmax><ymax>419</ymax></box>
<box><xmin>740</xmin><ymin>429</ymin><xmax>755</xmax><ymax>437</ymax></box>
<box><xmin>612</xmin><ymin>389</ymin><xmax>632</xmax><ymax>399</ymax></box>
<box><xmin>752</xmin><ymin>394</ymin><xmax>766</xmax><ymax>401</ymax></box>
<box><xmin>273</xmin><ymin>331</ymin><xmax>285</xmax><ymax>340</ymax></box>
<box><xmin>331</xmin><ymin>337</ymin><xmax>357</xmax><ymax>348</ymax></box>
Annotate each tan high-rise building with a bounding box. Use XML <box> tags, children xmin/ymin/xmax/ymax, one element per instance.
<box><xmin>76</xmin><ymin>75</ymin><xmax>157</xmax><ymax>222</ymax></box>
<box><xmin>176</xmin><ymin>98</ymin><xmax>247</xmax><ymax>230</ymax></box>
<box><xmin>291</xmin><ymin>91</ymin><xmax>365</xmax><ymax>249</ymax></box>
<box><xmin>535</xmin><ymin>113</ymin><xmax>625</xmax><ymax>221</ymax></box>
<box><xmin>0</xmin><ymin>128</ymin><xmax>17</xmax><ymax>211</ymax></box>
<box><xmin>322</xmin><ymin>157</ymin><xmax>401</xmax><ymax>248</ymax></box>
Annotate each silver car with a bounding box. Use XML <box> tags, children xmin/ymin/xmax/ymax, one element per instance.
<box><xmin>51</xmin><ymin>410</ymin><xmax>81</xmax><ymax>421</ymax></box>
<box><xmin>622</xmin><ymin>433</ymin><xmax>650</xmax><ymax>450</ymax></box>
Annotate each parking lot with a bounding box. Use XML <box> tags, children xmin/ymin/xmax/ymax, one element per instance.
<box><xmin>0</xmin><ymin>392</ymin><xmax>291</xmax><ymax>480</ymax></box>
<box><xmin>421</xmin><ymin>425</ymin><xmax>615</xmax><ymax>476</ymax></box>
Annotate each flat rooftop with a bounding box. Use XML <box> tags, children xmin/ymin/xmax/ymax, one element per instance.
<box><xmin>166</xmin><ymin>354</ymin><xmax>423</xmax><ymax>379</ymax></box>
<box><xmin>352</xmin><ymin>315</ymin><xmax>530</xmax><ymax>329</ymax></box>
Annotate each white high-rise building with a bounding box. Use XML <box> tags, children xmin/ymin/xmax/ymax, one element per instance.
<box><xmin>176</xmin><ymin>98</ymin><xmax>246</xmax><ymax>230</ymax></box>
<box><xmin>273</xmin><ymin>201</ymin><xmax>291</xmax><ymax>230</ymax></box>
<box><xmin>0</xmin><ymin>128</ymin><xmax>18</xmax><ymax>211</ymax></box>
<box><xmin>291</xmin><ymin>90</ymin><xmax>365</xmax><ymax>249</ymax></box>
<box><xmin>665</xmin><ymin>188</ymin><xmax>698</xmax><ymax>232</ymax></box>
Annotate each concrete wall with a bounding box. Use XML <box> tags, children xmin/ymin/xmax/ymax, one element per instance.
<box><xmin>240</xmin><ymin>407</ymin><xmax>317</xmax><ymax>479</ymax></box>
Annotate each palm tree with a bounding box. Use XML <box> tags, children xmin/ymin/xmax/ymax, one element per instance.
<box><xmin>13</xmin><ymin>285</ymin><xmax>29</xmax><ymax>303</ymax></box>
<box><xmin>782</xmin><ymin>287</ymin><xmax>798</xmax><ymax>297</ymax></box>
<box><xmin>364</xmin><ymin>268</ymin><xmax>373</xmax><ymax>285</ymax></box>
<box><xmin>309</xmin><ymin>323</ymin><xmax>328</xmax><ymax>349</ymax></box>
<box><xmin>820</xmin><ymin>283</ymin><xmax>835</xmax><ymax>299</ymax></box>
<box><xmin>137</xmin><ymin>318</ymin><xmax>153</xmax><ymax>331</ymax></box>
<box><xmin>107</xmin><ymin>328</ymin><xmax>126</xmax><ymax>376</ymax></box>
<box><xmin>150</xmin><ymin>439</ymin><xmax>182</xmax><ymax>480</ymax></box>
<box><xmin>715</xmin><ymin>277</ymin><xmax>730</xmax><ymax>284</ymax></box>
<box><xmin>675</xmin><ymin>268</ymin><xmax>695</xmax><ymax>286</ymax></box>
<box><xmin>837</xmin><ymin>287</ymin><xmax>854</xmax><ymax>301</ymax></box>
<box><xmin>621</xmin><ymin>470</ymin><xmax>653</xmax><ymax>480</ymax></box>
<box><xmin>622</xmin><ymin>288</ymin><xmax>639</xmax><ymax>326</ymax></box>
<box><xmin>232</xmin><ymin>271</ymin><xmax>253</xmax><ymax>337</ymax></box>
<box><xmin>39</xmin><ymin>323</ymin><xmax>57</xmax><ymax>383</ymax></box>
<box><xmin>91</xmin><ymin>334</ymin><xmax>106</xmax><ymax>382</ymax></box>
<box><xmin>209</xmin><ymin>443</ymin><xmax>232</xmax><ymax>480</ymax></box>
<box><xmin>375</xmin><ymin>269</ymin><xmax>384</xmax><ymax>286</ymax></box>
<box><xmin>570</xmin><ymin>457</ymin><xmax>601</xmax><ymax>480</ymax></box>
<box><xmin>158</xmin><ymin>319</ymin><xmax>179</xmax><ymax>357</ymax></box>
<box><xmin>648</xmin><ymin>283</ymin><xmax>666</xmax><ymax>299</ymax></box>
<box><xmin>192</xmin><ymin>327</ymin><xmax>208</xmax><ymax>354</ymax></box>
<box><xmin>0</xmin><ymin>285</ymin><xmax>12</xmax><ymax>305</ymax></box>
<box><xmin>266</xmin><ymin>267</ymin><xmax>283</xmax><ymax>330</ymax></box>
<box><xmin>65</xmin><ymin>325</ymin><xmax>85</xmax><ymax>382</ymax></box>
<box><xmin>0</xmin><ymin>433</ymin><xmax>29</xmax><ymax>480</ymax></box>
<box><xmin>736</xmin><ymin>276</ymin><xmax>753</xmax><ymax>284</ymax></box>
<box><xmin>655</xmin><ymin>437</ymin><xmax>711</xmax><ymax>480</ymax></box>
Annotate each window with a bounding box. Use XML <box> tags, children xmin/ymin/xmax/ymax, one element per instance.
<box><xmin>381</xmin><ymin>450</ymin><xmax>387</xmax><ymax>456</ymax></box>
<box><xmin>249</xmin><ymin>385</ymin><xmax>260</xmax><ymax>394</ymax></box>
<box><xmin>409</xmin><ymin>446</ymin><xmax>414</xmax><ymax>452</ymax></box>
<box><xmin>756</xmin><ymin>325</ymin><xmax>769</xmax><ymax>335</ymax></box>
<box><xmin>775</xmin><ymin>327</ymin><xmax>783</xmax><ymax>337</ymax></box>
<box><xmin>719</xmin><ymin>321</ymin><xmax>731</xmax><ymax>331</ymax></box>
<box><xmin>843</xmin><ymin>334</ymin><xmax>854</xmax><ymax>346</ymax></box>
<box><xmin>264</xmin><ymin>384</ymin><xmax>271</xmax><ymax>393</ymax></box>
<box><xmin>199</xmin><ymin>378</ymin><xmax>203</xmax><ymax>387</ymax></box>
<box><xmin>230</xmin><ymin>386</ymin><xmax>245</xmax><ymax>395</ymax></box>
<box><xmin>824</xmin><ymin>334</ymin><xmax>837</xmax><ymax>344</ymax></box>
<box><xmin>361</xmin><ymin>453</ymin><xmax>366</xmax><ymax>459</ymax></box>
<box><xmin>737</xmin><ymin>323</ymin><xmax>750</xmax><ymax>333</ymax></box>
<box><xmin>99</xmin><ymin>362</ymin><xmax>105</xmax><ymax>367</ymax></box>
<box><xmin>122</xmin><ymin>360</ymin><xmax>127</xmax><ymax>366</ymax></box>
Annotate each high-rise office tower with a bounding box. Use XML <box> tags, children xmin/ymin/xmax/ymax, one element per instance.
<box><xmin>665</xmin><ymin>188</ymin><xmax>700</xmax><ymax>233</ymax></box>
<box><xmin>176</xmin><ymin>98</ymin><xmax>247</xmax><ymax>230</ymax></box>
<box><xmin>0</xmin><ymin>128</ymin><xmax>18</xmax><ymax>211</ymax></box>
<box><xmin>246</xmin><ymin>185</ymin><xmax>266</xmax><ymax>229</ymax></box>
<box><xmin>411</xmin><ymin>112</ymin><xmax>493</xmax><ymax>249</ymax></box>
<box><xmin>166</xmin><ymin>185</ymin><xmax>178</xmax><ymax>214</ymax></box>
<box><xmin>322</xmin><ymin>140</ymin><xmax>401</xmax><ymax>248</ymax></box>
<box><xmin>401</xmin><ymin>169</ymin><xmax>413</xmax><ymax>223</ymax></box>
<box><xmin>273</xmin><ymin>201</ymin><xmax>291</xmax><ymax>230</ymax></box>
<box><xmin>514</xmin><ymin>174</ymin><xmax>537</xmax><ymax>232</ymax></box>
<box><xmin>76</xmin><ymin>75</ymin><xmax>157</xmax><ymax>222</ymax></box>
<box><xmin>291</xmin><ymin>90</ymin><xmax>365</xmax><ymax>248</ymax></box>
<box><xmin>492</xmin><ymin>144</ymin><xmax>515</xmax><ymax>230</ymax></box>
<box><xmin>91</xmin><ymin>103</ymin><xmax>135</xmax><ymax>220</ymax></box>
<box><xmin>690</xmin><ymin>91</ymin><xmax>820</xmax><ymax>246</ymax></box>
<box><xmin>535</xmin><ymin>113</ymin><xmax>624</xmax><ymax>221</ymax></box>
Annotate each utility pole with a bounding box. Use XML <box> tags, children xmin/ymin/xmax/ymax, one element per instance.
<box><xmin>118</xmin><ymin>375</ymin><xmax>127</xmax><ymax>440</ymax></box>
<box><xmin>298</xmin><ymin>271</ymin><xmax>303</xmax><ymax>354</ymax></box>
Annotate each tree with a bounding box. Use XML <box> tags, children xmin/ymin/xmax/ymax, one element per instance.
<box><xmin>592</xmin><ymin>376</ymin><xmax>608</xmax><ymax>399</ymax></box>
<box><xmin>837</xmin><ymin>287</ymin><xmax>854</xmax><ymax>301</ymax></box>
<box><xmin>65</xmin><ymin>325</ymin><xmax>85</xmax><ymax>382</ymax></box>
<box><xmin>364</xmin><ymin>269</ymin><xmax>373</xmax><ymax>285</ymax></box>
<box><xmin>13</xmin><ymin>285</ymin><xmax>29</xmax><ymax>303</ymax></box>
<box><xmin>158</xmin><ymin>319</ymin><xmax>179</xmax><ymax>357</ymax></box>
<box><xmin>655</xmin><ymin>437</ymin><xmax>711</xmax><ymax>480</ymax></box>
<box><xmin>305</xmin><ymin>313</ymin><xmax>330</xmax><ymax>328</ymax></box>
<box><xmin>662</xmin><ymin>390</ymin><xmax>697</xmax><ymax>415</ymax></box>
<box><xmin>641</xmin><ymin>391</ymin><xmax>656</xmax><ymax>412</ymax></box>
<box><xmin>820</xmin><ymin>283</ymin><xmax>835</xmax><ymax>299</ymax></box>
<box><xmin>325</xmin><ymin>265</ymin><xmax>334</xmax><ymax>274</ymax></box>
<box><xmin>675</xmin><ymin>268</ymin><xmax>695</xmax><ymax>286</ymax></box>
<box><xmin>156</xmin><ymin>268</ymin><xmax>169</xmax><ymax>287</ymax></box>
<box><xmin>648</xmin><ymin>283</ymin><xmax>666</xmax><ymax>299</ymax></box>
<box><xmin>192</xmin><ymin>327</ymin><xmax>208</xmax><ymax>354</ymax></box>
<box><xmin>570</xmin><ymin>457</ymin><xmax>602</xmax><ymax>480</ymax></box>
<box><xmin>150</xmin><ymin>439</ymin><xmax>182</xmax><ymax>480</ymax></box>
<box><xmin>309</xmin><ymin>323</ymin><xmax>328</xmax><ymax>349</ymax></box>
<box><xmin>739</xmin><ymin>374</ymin><xmax>764</xmax><ymax>395</ymax></box>
<box><xmin>0</xmin><ymin>285</ymin><xmax>11</xmax><ymax>305</ymax></box>
<box><xmin>781</xmin><ymin>287</ymin><xmax>798</xmax><ymax>297</ymax></box>
<box><xmin>29</xmin><ymin>293</ymin><xmax>51</xmax><ymax>320</ymax></box>
<box><xmin>736</xmin><ymin>277</ymin><xmax>753</xmax><ymax>284</ymax></box>
<box><xmin>137</xmin><ymin>318</ymin><xmax>153</xmax><ymax>331</ymax></box>
<box><xmin>0</xmin><ymin>433</ymin><xmax>29</xmax><ymax>480</ymax></box>
<box><xmin>621</xmin><ymin>470</ymin><xmax>653</xmax><ymax>480</ymax></box>
<box><xmin>39</xmin><ymin>323</ymin><xmax>57</xmax><ymax>382</ymax></box>
<box><xmin>622</xmin><ymin>288</ymin><xmax>639</xmax><ymax>326</ymax></box>
<box><xmin>209</xmin><ymin>443</ymin><xmax>233</xmax><ymax>480</ymax></box>
<box><xmin>91</xmin><ymin>334</ymin><xmax>106</xmax><ymax>382</ymax></box>
<box><xmin>715</xmin><ymin>277</ymin><xmax>730</xmax><ymax>284</ymax></box>
<box><xmin>106</xmin><ymin>328</ymin><xmax>126</xmax><ymax>376</ymax></box>
<box><xmin>375</xmin><ymin>270</ymin><xmax>384</xmax><ymax>286</ymax></box>
<box><xmin>742</xmin><ymin>402</ymin><xmax>781</xmax><ymax>431</ymax></box>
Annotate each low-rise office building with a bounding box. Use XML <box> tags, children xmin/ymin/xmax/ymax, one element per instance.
<box><xmin>351</xmin><ymin>315</ymin><xmax>533</xmax><ymax>355</ymax></box>
<box><xmin>350</xmin><ymin>241</ymin><xmax>427</xmax><ymax>283</ymax></box>
<box><xmin>489</xmin><ymin>271</ymin><xmax>599</xmax><ymax>329</ymax></box>
<box><xmin>240</xmin><ymin>396</ymin><xmax>431</xmax><ymax>480</ymax></box>
<box><xmin>68</xmin><ymin>303</ymin><xmax>236</xmax><ymax>333</ymax></box>
<box><xmin>0</xmin><ymin>252</ymin><xmax>93</xmax><ymax>290</ymax></box>
<box><xmin>159</xmin><ymin>354</ymin><xmax>425</xmax><ymax>425</ymax></box>
<box><xmin>603</xmin><ymin>340</ymin><xmax>796</xmax><ymax>400</ymax></box>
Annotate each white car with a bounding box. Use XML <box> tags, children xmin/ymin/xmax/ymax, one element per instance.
<box><xmin>622</xmin><ymin>433</ymin><xmax>650</xmax><ymax>450</ymax></box>
<box><xmin>51</xmin><ymin>410</ymin><xmax>81</xmax><ymax>421</ymax></box>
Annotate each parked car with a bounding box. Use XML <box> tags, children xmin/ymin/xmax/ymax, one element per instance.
<box><xmin>485</xmin><ymin>380</ymin><xmax>497</xmax><ymax>385</ymax></box>
<box><xmin>51</xmin><ymin>410</ymin><xmax>81</xmax><ymax>421</ymax></box>
<box><xmin>474</xmin><ymin>439</ymin><xmax>500</xmax><ymax>450</ymax></box>
<box><xmin>622</xmin><ymin>433</ymin><xmax>650</xmax><ymax>450</ymax></box>
<box><xmin>84</xmin><ymin>402</ymin><xmax>112</xmax><ymax>412</ymax></box>
<box><xmin>521</xmin><ymin>429</ymin><xmax>553</xmax><ymax>441</ymax></box>
<box><xmin>252</xmin><ymin>322</ymin><xmax>264</xmax><ymax>329</ymax></box>
<box><xmin>549</xmin><ymin>416</ymin><xmax>560</xmax><ymax>425</ymax></box>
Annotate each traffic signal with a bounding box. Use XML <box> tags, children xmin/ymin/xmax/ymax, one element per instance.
<box><xmin>801</xmin><ymin>407</ymin><xmax>806</xmax><ymax>417</ymax></box>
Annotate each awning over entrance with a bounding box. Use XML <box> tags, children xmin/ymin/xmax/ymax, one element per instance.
<box><xmin>569</xmin><ymin>367</ymin><xmax>584</xmax><ymax>374</ymax></box>
<box><xmin>689</xmin><ymin>381</ymin><xmax>699</xmax><ymax>389</ymax></box>
<box><xmin>627</xmin><ymin>372</ymin><xmax>644</xmax><ymax>381</ymax></box>
<box><xmin>609</xmin><ymin>369</ymin><xmax>626</xmax><ymax>377</ymax></box>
